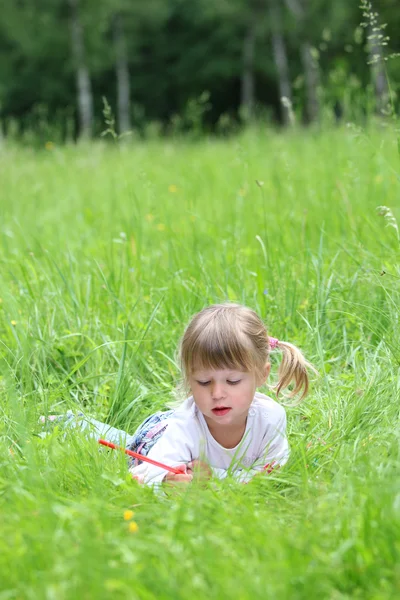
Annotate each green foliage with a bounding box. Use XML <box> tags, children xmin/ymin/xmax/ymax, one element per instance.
<box><xmin>101</xmin><ymin>96</ymin><xmax>118</xmax><ymax>140</ymax></box>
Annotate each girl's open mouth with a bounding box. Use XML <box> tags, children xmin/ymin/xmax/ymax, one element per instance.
<box><xmin>212</xmin><ymin>407</ymin><xmax>231</xmax><ymax>416</ymax></box>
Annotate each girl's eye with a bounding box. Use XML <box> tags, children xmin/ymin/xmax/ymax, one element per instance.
<box><xmin>196</xmin><ymin>379</ymin><xmax>241</xmax><ymax>386</ymax></box>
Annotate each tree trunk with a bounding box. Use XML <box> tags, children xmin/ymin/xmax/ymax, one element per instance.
<box><xmin>367</xmin><ymin>23</ymin><xmax>389</xmax><ymax>115</ymax></box>
<box><xmin>285</xmin><ymin>0</ymin><xmax>319</xmax><ymax>123</ymax></box>
<box><xmin>241</xmin><ymin>17</ymin><xmax>256</xmax><ymax>121</ymax></box>
<box><xmin>301</xmin><ymin>41</ymin><xmax>319</xmax><ymax>123</ymax></box>
<box><xmin>269</xmin><ymin>0</ymin><xmax>293</xmax><ymax>125</ymax></box>
<box><xmin>113</xmin><ymin>13</ymin><xmax>131</xmax><ymax>134</ymax></box>
<box><xmin>68</xmin><ymin>0</ymin><xmax>93</xmax><ymax>138</ymax></box>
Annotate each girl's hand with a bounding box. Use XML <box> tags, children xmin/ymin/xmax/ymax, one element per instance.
<box><xmin>163</xmin><ymin>465</ymin><xmax>193</xmax><ymax>485</ymax></box>
<box><xmin>187</xmin><ymin>460</ymin><xmax>212</xmax><ymax>481</ymax></box>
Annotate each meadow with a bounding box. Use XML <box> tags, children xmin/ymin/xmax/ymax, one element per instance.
<box><xmin>0</xmin><ymin>126</ymin><xmax>399</xmax><ymax>599</ymax></box>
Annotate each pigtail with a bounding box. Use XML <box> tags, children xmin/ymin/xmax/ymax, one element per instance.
<box><xmin>270</xmin><ymin>340</ymin><xmax>317</xmax><ymax>403</ymax></box>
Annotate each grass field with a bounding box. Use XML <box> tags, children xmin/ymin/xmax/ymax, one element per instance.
<box><xmin>0</xmin><ymin>126</ymin><xmax>399</xmax><ymax>599</ymax></box>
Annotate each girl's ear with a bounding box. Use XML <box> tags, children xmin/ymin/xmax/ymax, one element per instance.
<box><xmin>257</xmin><ymin>362</ymin><xmax>271</xmax><ymax>386</ymax></box>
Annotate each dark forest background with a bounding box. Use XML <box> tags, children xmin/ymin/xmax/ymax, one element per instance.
<box><xmin>0</xmin><ymin>0</ymin><xmax>399</xmax><ymax>140</ymax></box>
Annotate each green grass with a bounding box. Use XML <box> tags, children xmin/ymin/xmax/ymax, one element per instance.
<box><xmin>0</xmin><ymin>126</ymin><xmax>399</xmax><ymax>599</ymax></box>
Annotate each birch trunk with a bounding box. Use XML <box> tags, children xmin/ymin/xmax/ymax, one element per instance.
<box><xmin>241</xmin><ymin>17</ymin><xmax>256</xmax><ymax>121</ymax></box>
<box><xmin>301</xmin><ymin>40</ymin><xmax>319</xmax><ymax>122</ymax></box>
<box><xmin>285</xmin><ymin>0</ymin><xmax>319</xmax><ymax>123</ymax></box>
<box><xmin>68</xmin><ymin>0</ymin><xmax>93</xmax><ymax>138</ymax></box>
<box><xmin>367</xmin><ymin>23</ymin><xmax>389</xmax><ymax>115</ymax></box>
<box><xmin>113</xmin><ymin>14</ymin><xmax>131</xmax><ymax>134</ymax></box>
<box><xmin>269</xmin><ymin>0</ymin><xmax>292</xmax><ymax>125</ymax></box>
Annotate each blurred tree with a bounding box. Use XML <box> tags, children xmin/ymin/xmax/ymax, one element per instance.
<box><xmin>0</xmin><ymin>0</ymin><xmax>71</xmax><ymax>129</ymax></box>
<box><xmin>96</xmin><ymin>0</ymin><xmax>170</xmax><ymax>135</ymax></box>
<box><xmin>285</xmin><ymin>0</ymin><xmax>320</xmax><ymax>122</ymax></box>
<box><xmin>241</xmin><ymin>8</ymin><xmax>257</xmax><ymax>120</ymax></box>
<box><xmin>68</xmin><ymin>0</ymin><xmax>93</xmax><ymax>137</ymax></box>
<box><xmin>361</xmin><ymin>0</ymin><xmax>390</xmax><ymax>115</ymax></box>
<box><xmin>197</xmin><ymin>0</ymin><xmax>272</xmax><ymax>122</ymax></box>
<box><xmin>112</xmin><ymin>12</ymin><xmax>130</xmax><ymax>134</ymax></box>
<box><xmin>268</xmin><ymin>0</ymin><xmax>292</xmax><ymax>125</ymax></box>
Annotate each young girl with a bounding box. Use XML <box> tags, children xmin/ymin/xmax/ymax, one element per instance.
<box><xmin>51</xmin><ymin>303</ymin><xmax>314</xmax><ymax>485</ymax></box>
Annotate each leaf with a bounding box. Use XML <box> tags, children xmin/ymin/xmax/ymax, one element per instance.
<box><xmin>101</xmin><ymin>473</ymin><xmax>126</xmax><ymax>487</ymax></box>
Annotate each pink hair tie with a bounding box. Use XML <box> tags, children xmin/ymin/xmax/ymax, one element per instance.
<box><xmin>268</xmin><ymin>336</ymin><xmax>279</xmax><ymax>349</ymax></box>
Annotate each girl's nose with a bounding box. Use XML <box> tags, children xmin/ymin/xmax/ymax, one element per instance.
<box><xmin>211</xmin><ymin>383</ymin><xmax>225</xmax><ymax>399</ymax></box>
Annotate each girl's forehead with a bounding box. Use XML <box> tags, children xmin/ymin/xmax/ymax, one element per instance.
<box><xmin>191</xmin><ymin>367</ymin><xmax>248</xmax><ymax>376</ymax></box>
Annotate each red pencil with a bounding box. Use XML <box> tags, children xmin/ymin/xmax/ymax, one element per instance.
<box><xmin>98</xmin><ymin>438</ymin><xmax>183</xmax><ymax>475</ymax></box>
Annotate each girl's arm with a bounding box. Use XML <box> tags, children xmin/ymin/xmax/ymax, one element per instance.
<box><xmin>129</xmin><ymin>419</ymin><xmax>198</xmax><ymax>485</ymax></box>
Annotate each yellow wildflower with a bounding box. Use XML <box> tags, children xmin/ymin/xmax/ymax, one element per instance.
<box><xmin>299</xmin><ymin>299</ymin><xmax>309</xmax><ymax>310</ymax></box>
<box><xmin>168</xmin><ymin>184</ymin><xmax>178</xmax><ymax>193</ymax></box>
<box><xmin>156</xmin><ymin>223</ymin><xmax>166</xmax><ymax>231</ymax></box>
<box><xmin>128</xmin><ymin>521</ymin><xmax>139</xmax><ymax>533</ymax></box>
<box><xmin>45</xmin><ymin>141</ymin><xmax>54</xmax><ymax>151</ymax></box>
<box><xmin>11</xmin><ymin>320</ymin><xmax>17</xmax><ymax>326</ymax></box>
<box><xmin>145</xmin><ymin>214</ymin><xmax>154</xmax><ymax>222</ymax></box>
<box><xmin>123</xmin><ymin>509</ymin><xmax>134</xmax><ymax>521</ymax></box>
<box><xmin>374</xmin><ymin>175</ymin><xmax>383</xmax><ymax>184</ymax></box>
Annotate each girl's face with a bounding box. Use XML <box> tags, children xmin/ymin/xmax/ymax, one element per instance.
<box><xmin>189</xmin><ymin>364</ymin><xmax>270</xmax><ymax>430</ymax></box>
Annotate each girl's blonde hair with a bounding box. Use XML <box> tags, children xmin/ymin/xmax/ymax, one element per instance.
<box><xmin>179</xmin><ymin>303</ymin><xmax>315</xmax><ymax>401</ymax></box>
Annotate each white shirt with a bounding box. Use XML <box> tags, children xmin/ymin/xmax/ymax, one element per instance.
<box><xmin>130</xmin><ymin>391</ymin><xmax>289</xmax><ymax>485</ymax></box>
